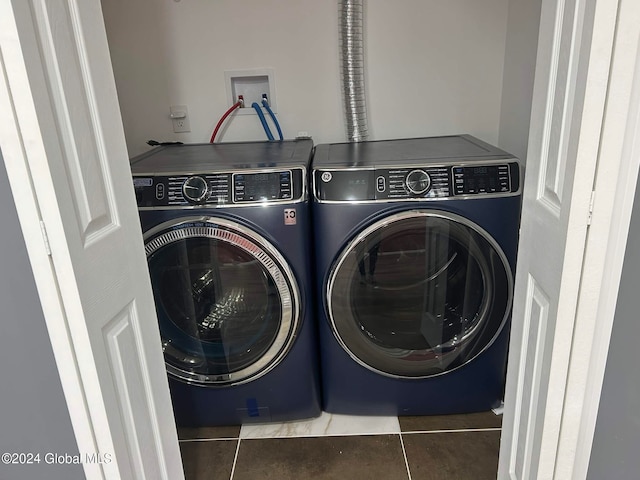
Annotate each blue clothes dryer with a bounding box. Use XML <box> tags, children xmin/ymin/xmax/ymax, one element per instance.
<box><xmin>131</xmin><ymin>139</ymin><xmax>320</xmax><ymax>426</ymax></box>
<box><xmin>312</xmin><ymin>135</ymin><xmax>522</xmax><ymax>416</ymax></box>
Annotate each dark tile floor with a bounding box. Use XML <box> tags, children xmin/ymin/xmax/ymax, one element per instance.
<box><xmin>178</xmin><ymin>411</ymin><xmax>502</xmax><ymax>480</ymax></box>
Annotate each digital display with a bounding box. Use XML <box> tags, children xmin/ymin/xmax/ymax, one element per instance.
<box><xmin>453</xmin><ymin>164</ymin><xmax>511</xmax><ymax>195</ymax></box>
<box><xmin>348</xmin><ymin>179</ymin><xmax>368</xmax><ymax>186</ymax></box>
<box><xmin>344</xmin><ymin>177</ymin><xmax>368</xmax><ymax>201</ymax></box>
<box><xmin>234</xmin><ymin>171</ymin><xmax>291</xmax><ymax>202</ymax></box>
<box><xmin>133</xmin><ymin>177</ymin><xmax>153</xmax><ymax>187</ymax></box>
<box><xmin>316</xmin><ymin>170</ymin><xmax>375</xmax><ymax>201</ymax></box>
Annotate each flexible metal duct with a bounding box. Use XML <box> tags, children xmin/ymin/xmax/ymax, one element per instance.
<box><xmin>339</xmin><ymin>0</ymin><xmax>368</xmax><ymax>142</ymax></box>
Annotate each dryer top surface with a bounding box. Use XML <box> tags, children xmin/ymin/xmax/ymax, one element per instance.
<box><xmin>312</xmin><ymin>135</ymin><xmax>516</xmax><ymax>169</ymax></box>
<box><xmin>130</xmin><ymin>139</ymin><xmax>313</xmax><ymax>175</ymax></box>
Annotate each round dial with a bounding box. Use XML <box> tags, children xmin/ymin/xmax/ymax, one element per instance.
<box><xmin>405</xmin><ymin>169</ymin><xmax>431</xmax><ymax>195</ymax></box>
<box><xmin>182</xmin><ymin>176</ymin><xmax>209</xmax><ymax>203</ymax></box>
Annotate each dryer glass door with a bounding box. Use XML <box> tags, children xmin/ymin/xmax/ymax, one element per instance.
<box><xmin>327</xmin><ymin>210</ymin><xmax>513</xmax><ymax>378</ymax></box>
<box><xmin>144</xmin><ymin>217</ymin><xmax>300</xmax><ymax>386</ymax></box>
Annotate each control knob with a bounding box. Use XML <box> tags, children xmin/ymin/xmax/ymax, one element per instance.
<box><xmin>182</xmin><ymin>176</ymin><xmax>209</xmax><ymax>203</ymax></box>
<box><xmin>405</xmin><ymin>169</ymin><xmax>431</xmax><ymax>196</ymax></box>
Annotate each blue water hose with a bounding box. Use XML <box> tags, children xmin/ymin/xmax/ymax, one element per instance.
<box><xmin>251</xmin><ymin>102</ymin><xmax>274</xmax><ymax>141</ymax></box>
<box><xmin>262</xmin><ymin>99</ymin><xmax>284</xmax><ymax>141</ymax></box>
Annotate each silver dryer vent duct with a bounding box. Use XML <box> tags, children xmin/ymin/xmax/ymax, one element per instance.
<box><xmin>339</xmin><ymin>0</ymin><xmax>369</xmax><ymax>142</ymax></box>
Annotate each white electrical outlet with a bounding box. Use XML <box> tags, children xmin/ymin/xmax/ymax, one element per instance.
<box><xmin>170</xmin><ymin>105</ymin><xmax>191</xmax><ymax>133</ymax></box>
<box><xmin>224</xmin><ymin>68</ymin><xmax>276</xmax><ymax>115</ymax></box>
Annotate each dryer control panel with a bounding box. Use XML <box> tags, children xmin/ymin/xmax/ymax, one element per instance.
<box><xmin>314</xmin><ymin>161</ymin><xmax>520</xmax><ymax>202</ymax></box>
<box><xmin>134</xmin><ymin>168</ymin><xmax>304</xmax><ymax>208</ymax></box>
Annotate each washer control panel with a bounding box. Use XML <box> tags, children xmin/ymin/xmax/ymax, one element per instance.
<box><xmin>405</xmin><ymin>169</ymin><xmax>431</xmax><ymax>195</ymax></box>
<box><xmin>233</xmin><ymin>171</ymin><xmax>292</xmax><ymax>203</ymax></box>
<box><xmin>182</xmin><ymin>176</ymin><xmax>209</xmax><ymax>203</ymax></box>
<box><xmin>134</xmin><ymin>168</ymin><xmax>303</xmax><ymax>208</ymax></box>
<box><xmin>315</xmin><ymin>162</ymin><xmax>519</xmax><ymax>202</ymax></box>
<box><xmin>452</xmin><ymin>164</ymin><xmax>512</xmax><ymax>195</ymax></box>
<box><xmin>376</xmin><ymin>167</ymin><xmax>450</xmax><ymax>199</ymax></box>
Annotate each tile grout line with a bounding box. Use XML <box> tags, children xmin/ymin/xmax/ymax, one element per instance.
<box><xmin>399</xmin><ymin>433</ymin><xmax>413</xmax><ymax>480</ymax></box>
<box><xmin>401</xmin><ymin>427</ymin><xmax>502</xmax><ymax>435</ymax></box>
<box><xmin>239</xmin><ymin>431</ymin><xmax>402</xmax><ymax>440</ymax></box>
<box><xmin>179</xmin><ymin>437</ymin><xmax>239</xmax><ymax>443</ymax></box>
<box><xmin>228</xmin><ymin>438</ymin><xmax>242</xmax><ymax>480</ymax></box>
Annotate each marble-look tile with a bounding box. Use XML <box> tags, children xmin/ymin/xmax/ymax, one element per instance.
<box><xmin>402</xmin><ymin>430</ymin><xmax>501</xmax><ymax>480</ymax></box>
<box><xmin>239</xmin><ymin>412</ymin><xmax>401</xmax><ymax>439</ymax></box>
<box><xmin>399</xmin><ymin>410</ymin><xmax>502</xmax><ymax>433</ymax></box>
<box><xmin>233</xmin><ymin>435</ymin><xmax>409</xmax><ymax>480</ymax></box>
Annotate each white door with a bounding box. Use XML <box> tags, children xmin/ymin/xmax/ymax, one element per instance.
<box><xmin>0</xmin><ymin>1</ymin><xmax>184</xmax><ymax>479</ymax></box>
<box><xmin>498</xmin><ymin>0</ymin><xmax>632</xmax><ymax>478</ymax></box>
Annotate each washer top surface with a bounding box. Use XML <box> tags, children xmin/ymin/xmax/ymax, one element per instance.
<box><xmin>312</xmin><ymin>134</ymin><xmax>514</xmax><ymax>169</ymax></box>
<box><xmin>131</xmin><ymin>140</ymin><xmax>312</xmax><ymax>208</ymax></box>
<box><xmin>313</xmin><ymin>135</ymin><xmax>520</xmax><ymax>202</ymax></box>
<box><xmin>131</xmin><ymin>139</ymin><xmax>313</xmax><ymax>175</ymax></box>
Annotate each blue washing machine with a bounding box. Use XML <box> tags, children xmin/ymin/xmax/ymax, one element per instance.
<box><xmin>131</xmin><ymin>139</ymin><xmax>320</xmax><ymax>426</ymax></box>
<box><xmin>312</xmin><ymin>135</ymin><xmax>522</xmax><ymax>416</ymax></box>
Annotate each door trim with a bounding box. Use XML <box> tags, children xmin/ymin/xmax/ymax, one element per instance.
<box><xmin>554</xmin><ymin>0</ymin><xmax>640</xmax><ymax>476</ymax></box>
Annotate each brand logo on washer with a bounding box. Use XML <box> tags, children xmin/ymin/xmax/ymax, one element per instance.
<box><xmin>284</xmin><ymin>208</ymin><xmax>297</xmax><ymax>225</ymax></box>
<box><xmin>321</xmin><ymin>172</ymin><xmax>332</xmax><ymax>182</ymax></box>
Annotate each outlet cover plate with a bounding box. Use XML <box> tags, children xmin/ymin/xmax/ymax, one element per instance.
<box><xmin>170</xmin><ymin>105</ymin><xmax>191</xmax><ymax>133</ymax></box>
<box><xmin>224</xmin><ymin>68</ymin><xmax>276</xmax><ymax>115</ymax></box>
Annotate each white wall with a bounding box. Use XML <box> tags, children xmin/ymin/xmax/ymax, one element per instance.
<box><xmin>498</xmin><ymin>0</ymin><xmax>542</xmax><ymax>163</ymax></box>
<box><xmin>101</xmin><ymin>0</ymin><xmax>514</xmax><ymax>157</ymax></box>
<box><xmin>365</xmin><ymin>1</ymin><xmax>509</xmax><ymax>142</ymax></box>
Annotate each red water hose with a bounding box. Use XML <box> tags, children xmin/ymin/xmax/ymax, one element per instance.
<box><xmin>210</xmin><ymin>99</ymin><xmax>243</xmax><ymax>143</ymax></box>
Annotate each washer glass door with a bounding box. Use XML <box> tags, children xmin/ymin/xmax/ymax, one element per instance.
<box><xmin>327</xmin><ymin>210</ymin><xmax>512</xmax><ymax>378</ymax></box>
<box><xmin>144</xmin><ymin>217</ymin><xmax>299</xmax><ymax>386</ymax></box>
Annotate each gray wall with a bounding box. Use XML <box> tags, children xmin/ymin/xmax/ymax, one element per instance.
<box><xmin>0</xmin><ymin>151</ymin><xmax>84</xmax><ymax>479</ymax></box>
<box><xmin>587</xmin><ymin>168</ymin><xmax>640</xmax><ymax>479</ymax></box>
